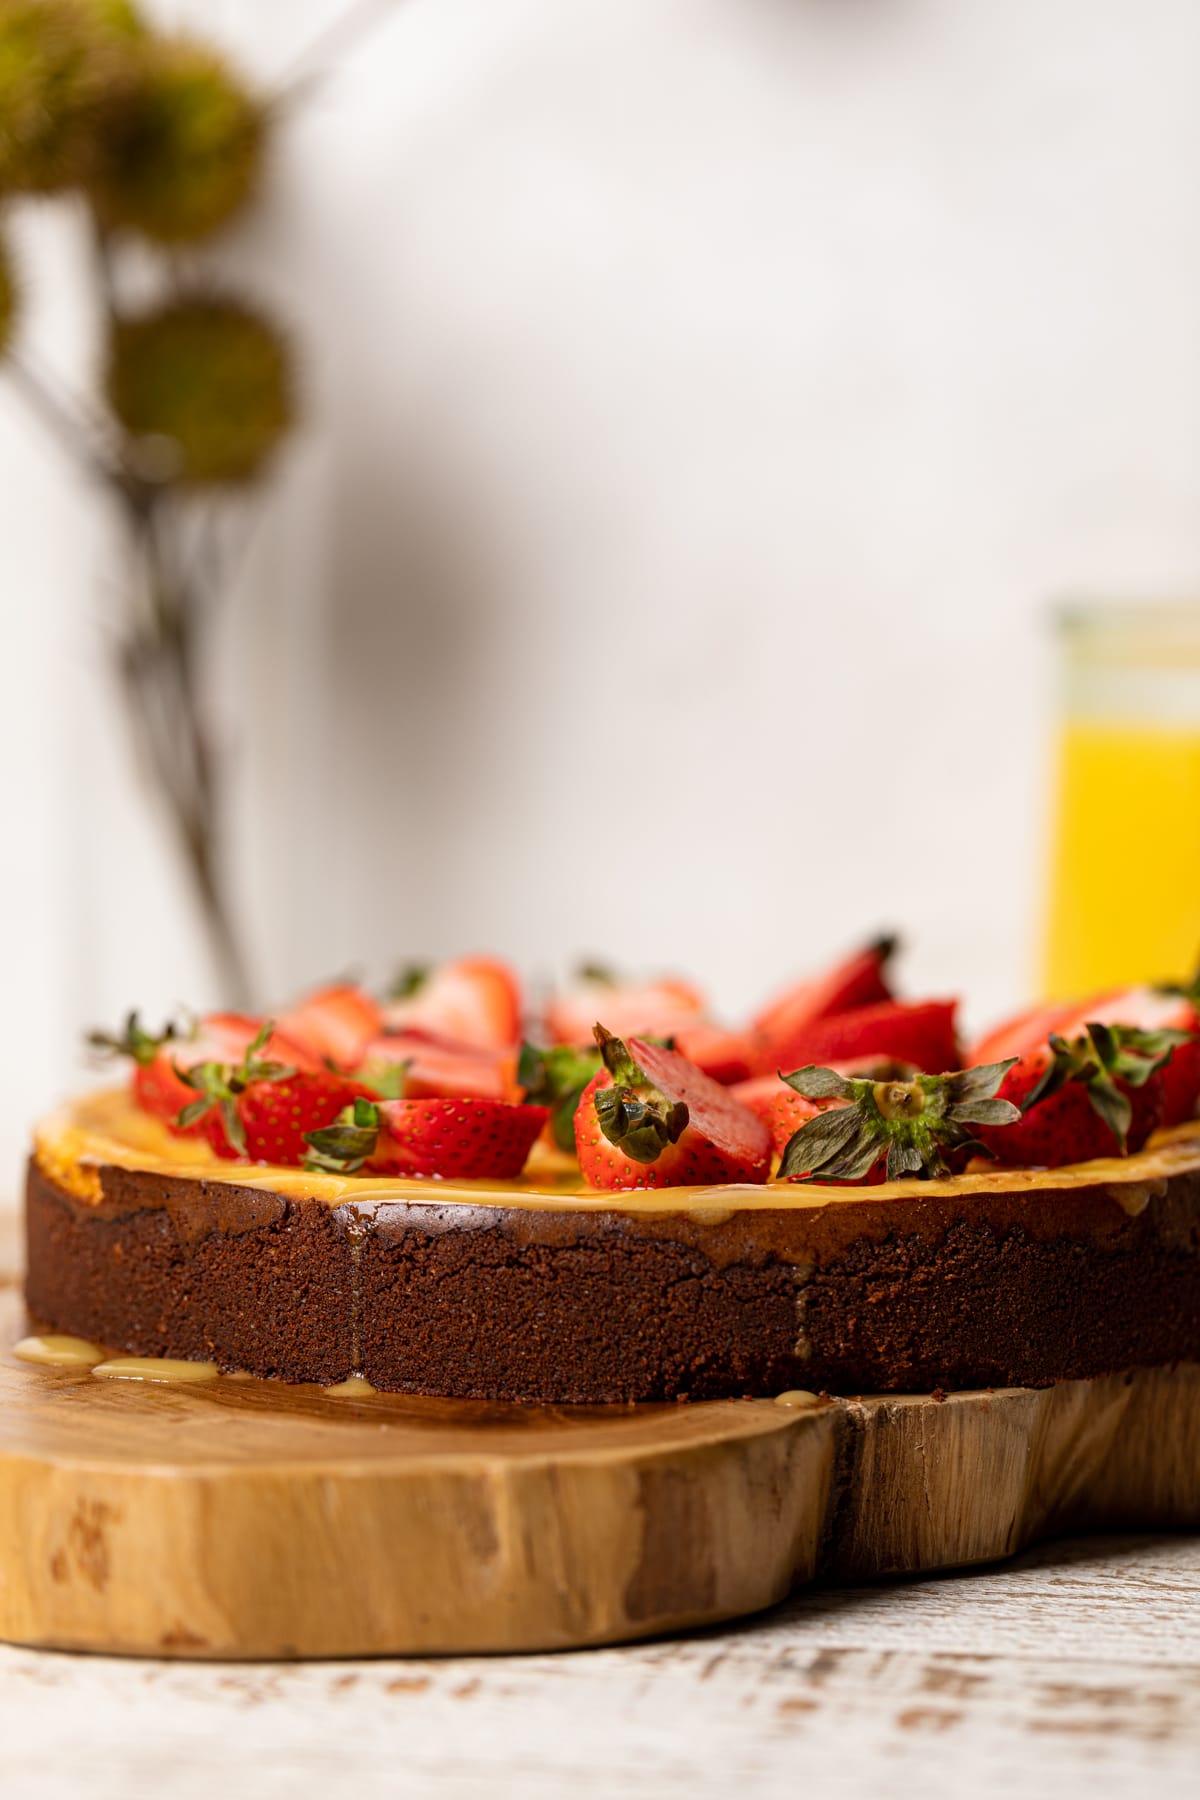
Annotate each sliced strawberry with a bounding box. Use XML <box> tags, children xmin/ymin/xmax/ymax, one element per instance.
<box><xmin>749</xmin><ymin>936</ymin><xmax>896</xmax><ymax>1067</ymax></box>
<box><xmin>752</xmin><ymin>998</ymin><xmax>960</xmax><ymax>1077</ymax></box>
<box><xmin>969</xmin><ymin>1000</ymin><xmax>1084</xmax><ymax>1067</ymax></box>
<box><xmin>305</xmin><ymin>1096</ymin><xmax>547</xmax><ymax>1179</ymax></box>
<box><xmin>545</xmin><ymin>970</ymin><xmax>707</xmax><ymax>1047</ymax></box>
<box><xmin>574</xmin><ymin>1028</ymin><xmax>771</xmax><ymax>1190</ymax></box>
<box><xmin>358</xmin><ymin>1031</ymin><xmax>520</xmax><ymax>1102</ymax></box>
<box><xmin>277</xmin><ymin>983</ymin><xmax>383</xmax><ymax>1071</ymax></box>
<box><xmin>671</xmin><ymin>1021</ymin><xmax>755</xmax><ymax>1085</ymax></box>
<box><xmin>382</xmin><ymin>957</ymin><xmax>522</xmax><ymax>1051</ymax></box>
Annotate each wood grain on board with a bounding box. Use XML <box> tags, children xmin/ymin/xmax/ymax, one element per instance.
<box><xmin>0</xmin><ymin>1277</ymin><xmax>1197</xmax><ymax>1658</ymax></box>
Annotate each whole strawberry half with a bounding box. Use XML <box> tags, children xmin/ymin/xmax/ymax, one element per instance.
<box><xmin>305</xmin><ymin>1096</ymin><xmax>548</xmax><ymax>1179</ymax></box>
<box><xmin>970</xmin><ymin>987</ymin><xmax>1199</xmax><ymax>1165</ymax></box>
<box><xmin>203</xmin><ymin>1070</ymin><xmax>377</xmax><ymax>1165</ymax></box>
<box><xmin>574</xmin><ymin>1027</ymin><xmax>771</xmax><ymax>1190</ymax></box>
<box><xmin>382</xmin><ymin>957</ymin><xmax>523</xmax><ymax>1052</ymax></box>
<box><xmin>165</xmin><ymin>1022</ymin><xmax>374</xmax><ymax>1164</ymax></box>
<box><xmin>765</xmin><ymin>1058</ymin><xmax>922</xmax><ymax>1183</ymax></box>
<box><xmin>89</xmin><ymin>1010</ymin><xmax>319</xmax><ymax>1137</ymax></box>
<box><xmin>775</xmin><ymin>1060</ymin><xmax>1020</xmax><ymax>1182</ymax></box>
<box><xmin>1077</xmin><ymin>988</ymin><xmax>1200</xmax><ymax>1130</ymax></box>
<box><xmin>729</xmin><ymin>1073</ymin><xmax>796</xmax><ymax>1124</ymax></box>
<box><xmin>752</xmin><ymin>998</ymin><xmax>960</xmax><ymax>1078</ymax></box>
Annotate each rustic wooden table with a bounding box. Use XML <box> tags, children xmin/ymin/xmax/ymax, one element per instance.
<box><xmin>2</xmin><ymin>1211</ymin><xmax>1196</xmax><ymax>1795</ymax></box>
<box><xmin>2</xmin><ymin>1532</ymin><xmax>1197</xmax><ymax>1799</ymax></box>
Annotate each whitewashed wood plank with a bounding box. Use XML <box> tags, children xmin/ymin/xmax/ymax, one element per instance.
<box><xmin>2</xmin><ymin>1537</ymin><xmax>1198</xmax><ymax>1800</ymax></box>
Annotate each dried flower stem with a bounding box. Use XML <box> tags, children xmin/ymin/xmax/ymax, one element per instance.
<box><xmin>115</xmin><ymin>494</ymin><xmax>254</xmax><ymax>1006</ymax></box>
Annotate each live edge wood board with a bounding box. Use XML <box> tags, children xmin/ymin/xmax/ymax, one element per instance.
<box><xmin>1</xmin><ymin>1275</ymin><xmax>1198</xmax><ymax>1659</ymax></box>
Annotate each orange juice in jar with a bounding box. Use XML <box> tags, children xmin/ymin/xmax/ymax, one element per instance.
<box><xmin>1043</xmin><ymin>603</ymin><xmax>1200</xmax><ymax>999</ymax></box>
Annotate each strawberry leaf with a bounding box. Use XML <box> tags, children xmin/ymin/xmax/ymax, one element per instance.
<box><xmin>389</xmin><ymin>963</ymin><xmax>429</xmax><ymax>1000</ymax></box>
<box><xmin>171</xmin><ymin>1019</ymin><xmax>295</xmax><ymax>1144</ymax></box>
<box><xmin>778</xmin><ymin>1058</ymin><xmax>1019</xmax><ymax>1183</ymax></box>
<box><xmin>591</xmin><ymin>1025</ymin><xmax>689</xmax><ymax>1164</ymax></box>
<box><xmin>357</xmin><ymin>1060</ymin><xmax>408</xmax><ymax>1101</ymax></box>
<box><xmin>1083</xmin><ymin>1074</ymin><xmax>1132</xmax><ymax>1150</ymax></box>
<box><xmin>87</xmin><ymin>1010</ymin><xmax>184</xmax><ymax>1067</ymax></box>
<box><xmin>518</xmin><ymin>1042</ymin><xmax>601</xmax><ymax>1153</ymax></box>
<box><xmin>304</xmin><ymin>1098</ymin><xmax>381</xmax><ymax>1173</ymax></box>
<box><xmin>782</xmin><ymin>1065</ymin><xmax>858</xmax><ymax>1102</ymax></box>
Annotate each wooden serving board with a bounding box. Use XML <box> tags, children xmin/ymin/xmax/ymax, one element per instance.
<box><xmin>0</xmin><ymin>1281</ymin><xmax>1197</xmax><ymax>1659</ymax></box>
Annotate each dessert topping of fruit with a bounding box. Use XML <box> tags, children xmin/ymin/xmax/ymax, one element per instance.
<box><xmin>88</xmin><ymin>944</ymin><xmax>1200</xmax><ymax>1185</ymax></box>
<box><xmin>303</xmin><ymin>1095</ymin><xmax>548</xmax><ymax>1179</ymax></box>
<box><xmin>545</xmin><ymin>965</ymin><xmax>707</xmax><ymax>1048</ymax></box>
<box><xmin>277</xmin><ymin>982</ymin><xmax>383</xmax><ymax>1070</ymax></box>
<box><xmin>516</xmin><ymin>1041</ymin><xmax>602</xmax><ymax>1152</ymax></box>
<box><xmin>169</xmin><ymin>1022</ymin><xmax>375</xmax><ymax>1163</ymax></box>
<box><xmin>759</xmin><ymin>998</ymin><xmax>961</xmax><ymax>1080</ymax></box>
<box><xmin>382</xmin><ymin>956</ymin><xmax>522</xmax><ymax>1051</ymax></box>
<box><xmin>747</xmin><ymin>934</ymin><xmax>897</xmax><ymax>1073</ymax></box>
<box><xmin>575</xmin><ymin>1026</ymin><xmax>771</xmax><ymax>1190</ymax></box>
<box><xmin>776</xmin><ymin>1060</ymin><xmax>1020</xmax><ymax>1182</ymax></box>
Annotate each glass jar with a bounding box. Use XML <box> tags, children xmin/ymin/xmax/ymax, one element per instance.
<box><xmin>1043</xmin><ymin>601</ymin><xmax>1200</xmax><ymax>998</ymax></box>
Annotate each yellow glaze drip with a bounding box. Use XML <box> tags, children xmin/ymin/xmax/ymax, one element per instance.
<box><xmin>93</xmin><ymin>1357</ymin><xmax>219</xmax><ymax>1384</ymax></box>
<box><xmin>13</xmin><ymin>1334</ymin><xmax>104</xmax><ymax>1368</ymax></box>
<box><xmin>33</xmin><ymin>1087</ymin><xmax>1200</xmax><ymax>1219</ymax></box>
<box><xmin>773</xmin><ymin>1390</ymin><xmax>822</xmax><ymax>1409</ymax></box>
<box><xmin>323</xmin><ymin>1374</ymin><xmax>377</xmax><ymax>1398</ymax></box>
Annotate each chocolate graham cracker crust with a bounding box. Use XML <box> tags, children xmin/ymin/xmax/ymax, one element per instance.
<box><xmin>24</xmin><ymin>1104</ymin><xmax>1200</xmax><ymax>1402</ymax></box>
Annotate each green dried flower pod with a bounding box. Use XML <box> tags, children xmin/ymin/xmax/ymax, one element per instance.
<box><xmin>0</xmin><ymin>0</ymin><xmax>136</xmax><ymax>194</ymax></box>
<box><xmin>106</xmin><ymin>295</ymin><xmax>295</xmax><ymax>487</ymax></box>
<box><xmin>88</xmin><ymin>35</ymin><xmax>263</xmax><ymax>244</ymax></box>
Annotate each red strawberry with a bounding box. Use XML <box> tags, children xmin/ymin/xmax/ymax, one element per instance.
<box><xmin>774</xmin><ymin>1060</ymin><xmax>1019</xmax><ymax>1182</ymax></box>
<box><xmin>574</xmin><ymin>1028</ymin><xmax>771</xmax><ymax>1190</ymax></box>
<box><xmin>358</xmin><ymin>1031</ymin><xmax>520</xmax><ymax>1102</ymax></box>
<box><xmin>277</xmin><ymin>983</ymin><xmax>383</xmax><ymax>1070</ymax></box>
<box><xmin>971</xmin><ymin>990</ymin><xmax>1196</xmax><ymax>1167</ymax></box>
<box><xmin>204</xmin><ymin>1070</ymin><xmax>376</xmax><ymax>1165</ymax></box>
<box><xmin>755</xmin><ymin>998</ymin><xmax>960</xmax><ymax>1077</ymax></box>
<box><xmin>90</xmin><ymin>1011</ymin><xmax>317</xmax><ymax>1136</ymax></box>
<box><xmin>305</xmin><ymin>1096</ymin><xmax>547</xmax><ymax>1179</ymax></box>
<box><xmin>729</xmin><ymin>1073</ymin><xmax>794</xmax><ymax>1124</ymax></box>
<box><xmin>672</xmin><ymin>1021</ymin><xmax>755</xmax><ymax>1085</ymax></box>
<box><xmin>545</xmin><ymin>969</ymin><xmax>707</xmax><ymax>1047</ymax></box>
<box><xmin>164</xmin><ymin>1022</ymin><xmax>374</xmax><ymax>1164</ymax></box>
<box><xmin>1067</xmin><ymin>989</ymin><xmax>1200</xmax><ymax>1130</ymax></box>
<box><xmin>748</xmin><ymin>936</ymin><xmax>896</xmax><ymax>1073</ymax></box>
<box><xmin>970</xmin><ymin>1000</ymin><xmax>1083</xmax><ymax>1066</ymax></box>
<box><xmin>765</xmin><ymin>1084</ymin><xmax>822</xmax><ymax>1156</ymax></box>
<box><xmin>382</xmin><ymin>957</ymin><xmax>522</xmax><ymax>1051</ymax></box>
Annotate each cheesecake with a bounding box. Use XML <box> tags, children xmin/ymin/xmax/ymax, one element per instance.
<box><xmin>25</xmin><ymin>1086</ymin><xmax>1200</xmax><ymax>1403</ymax></box>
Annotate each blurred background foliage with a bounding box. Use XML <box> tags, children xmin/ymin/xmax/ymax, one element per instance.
<box><xmin>0</xmin><ymin>0</ymin><xmax>296</xmax><ymax>1002</ymax></box>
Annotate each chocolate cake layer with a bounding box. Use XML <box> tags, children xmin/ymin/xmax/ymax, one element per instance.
<box><xmin>24</xmin><ymin>1133</ymin><xmax>1200</xmax><ymax>1402</ymax></box>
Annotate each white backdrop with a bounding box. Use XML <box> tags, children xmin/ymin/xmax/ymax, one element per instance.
<box><xmin>3</xmin><ymin>0</ymin><xmax>1200</xmax><ymax>1187</ymax></box>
